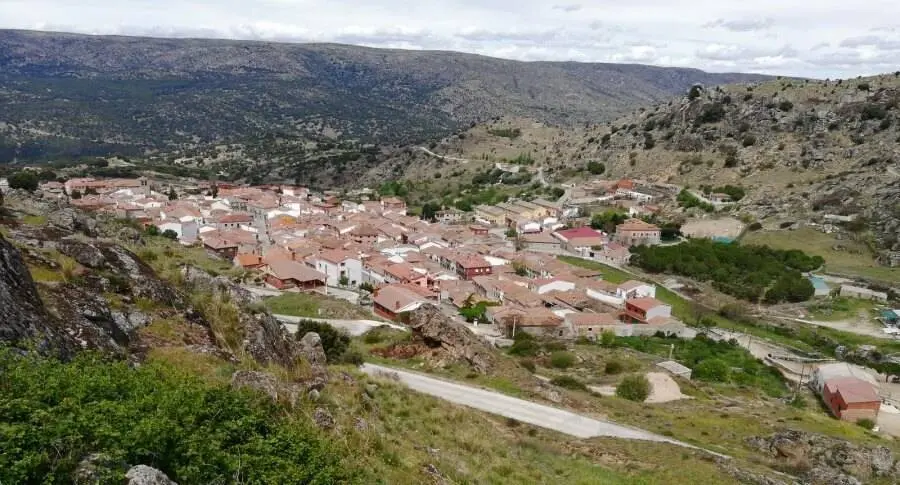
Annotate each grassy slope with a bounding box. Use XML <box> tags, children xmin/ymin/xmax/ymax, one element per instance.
<box><xmin>743</xmin><ymin>228</ymin><xmax>900</xmax><ymax>284</ymax></box>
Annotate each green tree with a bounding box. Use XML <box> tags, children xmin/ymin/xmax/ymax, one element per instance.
<box><xmin>338</xmin><ymin>275</ymin><xmax>350</xmax><ymax>287</ymax></box>
<box><xmin>294</xmin><ymin>319</ymin><xmax>350</xmax><ymax>362</ymax></box>
<box><xmin>586</xmin><ymin>161</ymin><xmax>606</xmax><ymax>175</ymax></box>
<box><xmin>549</xmin><ymin>351</ymin><xmax>576</xmax><ymax>369</ymax></box>
<box><xmin>161</xmin><ymin>229</ymin><xmax>179</xmax><ymax>240</ymax></box>
<box><xmin>145</xmin><ymin>225</ymin><xmax>161</xmax><ymax>236</ymax></box>
<box><xmin>505</xmin><ymin>228</ymin><xmax>518</xmax><ymax>238</ymax></box>
<box><xmin>7</xmin><ymin>171</ymin><xmax>39</xmax><ymax>192</ymax></box>
<box><xmin>167</xmin><ymin>188</ymin><xmax>178</xmax><ymax>200</ymax></box>
<box><xmin>70</xmin><ymin>189</ymin><xmax>83</xmax><ymax>199</ymax></box>
<box><xmin>420</xmin><ymin>202</ymin><xmax>440</xmax><ymax>222</ymax></box>
<box><xmin>616</xmin><ymin>374</ymin><xmax>651</xmax><ymax>402</ymax></box>
<box><xmin>688</xmin><ymin>85</ymin><xmax>702</xmax><ymax>100</ymax></box>
<box><xmin>693</xmin><ymin>359</ymin><xmax>731</xmax><ymax>382</ymax></box>
<box><xmin>600</xmin><ymin>330</ymin><xmax>616</xmax><ymax>347</ymax></box>
<box><xmin>590</xmin><ymin>210</ymin><xmax>627</xmax><ymax>231</ymax></box>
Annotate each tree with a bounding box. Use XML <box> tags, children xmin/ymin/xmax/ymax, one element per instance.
<box><xmin>84</xmin><ymin>187</ymin><xmax>98</xmax><ymax>195</ymax></box>
<box><xmin>167</xmin><ymin>188</ymin><xmax>178</xmax><ymax>200</ymax></box>
<box><xmin>161</xmin><ymin>229</ymin><xmax>179</xmax><ymax>240</ymax></box>
<box><xmin>7</xmin><ymin>171</ymin><xmax>39</xmax><ymax>192</ymax></box>
<box><xmin>586</xmin><ymin>161</ymin><xmax>605</xmax><ymax>175</ymax></box>
<box><xmin>550</xmin><ymin>351</ymin><xmax>576</xmax><ymax>369</ymax></box>
<box><xmin>505</xmin><ymin>228</ymin><xmax>518</xmax><ymax>238</ymax></box>
<box><xmin>338</xmin><ymin>275</ymin><xmax>350</xmax><ymax>287</ymax></box>
<box><xmin>145</xmin><ymin>225</ymin><xmax>161</xmax><ymax>237</ymax></box>
<box><xmin>600</xmin><ymin>330</ymin><xmax>616</xmax><ymax>347</ymax></box>
<box><xmin>358</xmin><ymin>282</ymin><xmax>375</xmax><ymax>293</ymax></box>
<box><xmin>590</xmin><ymin>210</ymin><xmax>627</xmax><ymax>231</ymax></box>
<box><xmin>688</xmin><ymin>85</ymin><xmax>702</xmax><ymax>100</ymax></box>
<box><xmin>70</xmin><ymin>189</ymin><xmax>82</xmax><ymax>199</ymax></box>
<box><xmin>420</xmin><ymin>202</ymin><xmax>440</xmax><ymax>222</ymax></box>
<box><xmin>616</xmin><ymin>374</ymin><xmax>651</xmax><ymax>402</ymax></box>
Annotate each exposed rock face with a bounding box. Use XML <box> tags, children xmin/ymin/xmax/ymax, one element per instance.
<box><xmin>747</xmin><ymin>430</ymin><xmax>898</xmax><ymax>484</ymax></box>
<box><xmin>299</xmin><ymin>332</ymin><xmax>329</xmax><ymax>391</ymax></box>
<box><xmin>0</xmin><ymin>234</ymin><xmax>73</xmax><ymax>356</ymax></box>
<box><xmin>73</xmin><ymin>453</ymin><xmax>126</xmax><ymax>484</ymax></box>
<box><xmin>181</xmin><ymin>265</ymin><xmax>258</xmax><ymax>306</ymax></box>
<box><xmin>407</xmin><ymin>305</ymin><xmax>495</xmax><ymax>373</ymax></box>
<box><xmin>313</xmin><ymin>407</ymin><xmax>335</xmax><ymax>430</ymax></box>
<box><xmin>56</xmin><ymin>238</ymin><xmax>185</xmax><ymax>307</ymax></box>
<box><xmin>125</xmin><ymin>465</ymin><xmax>178</xmax><ymax>485</ymax></box>
<box><xmin>47</xmin><ymin>207</ymin><xmax>98</xmax><ymax>236</ymax></box>
<box><xmin>231</xmin><ymin>370</ymin><xmax>281</xmax><ymax>401</ymax></box>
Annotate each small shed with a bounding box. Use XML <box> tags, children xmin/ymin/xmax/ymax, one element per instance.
<box><xmin>822</xmin><ymin>377</ymin><xmax>880</xmax><ymax>422</ymax></box>
<box><xmin>656</xmin><ymin>360</ymin><xmax>692</xmax><ymax>380</ymax></box>
<box><xmin>881</xmin><ymin>309</ymin><xmax>900</xmax><ymax>326</ymax></box>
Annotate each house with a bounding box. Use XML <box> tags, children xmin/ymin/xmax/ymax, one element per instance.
<box><xmin>234</xmin><ymin>253</ymin><xmax>265</xmax><ymax>270</ymax></box>
<box><xmin>487</xmin><ymin>305</ymin><xmax>566</xmax><ymax>337</ymax></box>
<box><xmin>215</xmin><ymin>213</ymin><xmax>253</xmax><ymax>230</ymax></box>
<box><xmin>455</xmin><ymin>254</ymin><xmax>493</xmax><ymax>280</ymax></box>
<box><xmin>313</xmin><ymin>250</ymin><xmax>363</xmax><ymax>287</ymax></box>
<box><xmin>617</xmin><ymin>280</ymin><xmax>656</xmax><ymax>299</ymax></box>
<box><xmin>822</xmin><ymin>377</ymin><xmax>880</xmax><ymax>422</ymax></box>
<box><xmin>264</xmin><ymin>260</ymin><xmax>327</xmax><ymax>291</ymax></box>
<box><xmin>615</xmin><ymin>218</ymin><xmax>661</xmax><ymax>247</ymax></box>
<box><xmin>436</xmin><ymin>207</ymin><xmax>467</xmax><ymax>224</ymax></box>
<box><xmin>373</xmin><ymin>285</ymin><xmax>429</xmax><ymax>321</ymax></box>
<box><xmin>553</xmin><ymin>227</ymin><xmax>606</xmax><ymax>253</ymax></box>
<box><xmin>620</xmin><ymin>297</ymin><xmax>672</xmax><ymax>324</ymax></box>
<box><xmin>469</xmin><ymin>225</ymin><xmax>489</xmax><ymax>237</ymax></box>
<box><xmin>566</xmin><ymin>312</ymin><xmax>618</xmax><ymax>339</ymax></box>
<box><xmin>381</xmin><ymin>197</ymin><xmax>407</xmax><ymax>215</ymax></box>
<box><xmin>587</xmin><ymin>243</ymin><xmax>631</xmax><ymax>266</ymax></box>
<box><xmin>349</xmin><ymin>225</ymin><xmax>380</xmax><ymax>244</ymax></box>
<box><xmin>520</xmin><ymin>232</ymin><xmax>562</xmax><ymax>252</ymax></box>
<box><xmin>840</xmin><ymin>285</ymin><xmax>888</xmax><ymax>302</ymax></box>
<box><xmin>203</xmin><ymin>237</ymin><xmax>240</xmax><ymax>260</ymax></box>
<box><xmin>474</xmin><ymin>205</ymin><xmax>507</xmax><ymax>226</ymax></box>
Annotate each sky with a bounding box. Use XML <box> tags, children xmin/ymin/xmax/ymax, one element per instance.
<box><xmin>1</xmin><ymin>0</ymin><xmax>899</xmax><ymax>78</ymax></box>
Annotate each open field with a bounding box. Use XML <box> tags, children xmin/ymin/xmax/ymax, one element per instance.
<box><xmin>742</xmin><ymin>228</ymin><xmax>900</xmax><ymax>284</ymax></box>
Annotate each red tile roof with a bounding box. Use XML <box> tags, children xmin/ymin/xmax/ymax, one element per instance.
<box><xmin>554</xmin><ymin>227</ymin><xmax>603</xmax><ymax>241</ymax></box>
<box><xmin>825</xmin><ymin>377</ymin><xmax>880</xmax><ymax>404</ymax></box>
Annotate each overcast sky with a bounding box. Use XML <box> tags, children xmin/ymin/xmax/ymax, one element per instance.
<box><xmin>1</xmin><ymin>0</ymin><xmax>899</xmax><ymax>78</ymax></box>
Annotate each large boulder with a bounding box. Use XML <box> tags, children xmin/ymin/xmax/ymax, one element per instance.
<box><xmin>181</xmin><ymin>265</ymin><xmax>258</xmax><ymax>306</ymax></box>
<box><xmin>299</xmin><ymin>332</ymin><xmax>329</xmax><ymax>391</ymax></box>
<box><xmin>0</xmin><ymin>233</ymin><xmax>74</xmax><ymax>356</ymax></box>
<box><xmin>47</xmin><ymin>207</ymin><xmax>98</xmax><ymax>236</ymax></box>
<box><xmin>407</xmin><ymin>305</ymin><xmax>495</xmax><ymax>373</ymax></box>
<box><xmin>231</xmin><ymin>370</ymin><xmax>281</xmax><ymax>401</ymax></box>
<box><xmin>125</xmin><ymin>465</ymin><xmax>178</xmax><ymax>485</ymax></box>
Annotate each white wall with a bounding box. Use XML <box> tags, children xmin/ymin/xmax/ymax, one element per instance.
<box><xmin>536</xmin><ymin>280</ymin><xmax>576</xmax><ymax>295</ymax></box>
<box><xmin>586</xmin><ymin>288</ymin><xmax>624</xmax><ymax>308</ymax></box>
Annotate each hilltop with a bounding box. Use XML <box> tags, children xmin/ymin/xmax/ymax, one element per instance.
<box><xmin>0</xmin><ymin>29</ymin><xmax>769</xmax><ymax>161</ymax></box>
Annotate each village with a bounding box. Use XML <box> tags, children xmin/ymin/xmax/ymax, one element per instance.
<box><xmin>27</xmin><ymin>174</ymin><xmax>900</xmax><ymax>434</ymax></box>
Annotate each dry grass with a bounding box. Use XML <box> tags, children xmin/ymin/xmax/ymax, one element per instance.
<box><xmin>742</xmin><ymin>228</ymin><xmax>899</xmax><ymax>284</ymax></box>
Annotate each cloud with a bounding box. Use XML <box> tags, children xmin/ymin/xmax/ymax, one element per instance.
<box><xmin>704</xmin><ymin>18</ymin><xmax>774</xmax><ymax>32</ymax></box>
<box><xmin>552</xmin><ymin>4</ymin><xmax>581</xmax><ymax>12</ymax></box>
<box><xmin>696</xmin><ymin>44</ymin><xmax>797</xmax><ymax>62</ymax></box>
<box><xmin>839</xmin><ymin>34</ymin><xmax>900</xmax><ymax>50</ymax></box>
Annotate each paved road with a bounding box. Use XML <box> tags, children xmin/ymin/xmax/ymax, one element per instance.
<box><xmin>274</xmin><ymin>314</ymin><xmax>407</xmax><ymax>336</ymax></box>
<box><xmin>361</xmin><ymin>363</ymin><xmax>719</xmax><ymax>454</ymax></box>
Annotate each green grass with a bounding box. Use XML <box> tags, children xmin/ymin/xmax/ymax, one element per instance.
<box><xmin>264</xmin><ymin>293</ymin><xmax>322</xmax><ymax>317</ymax></box>
<box><xmin>742</xmin><ymin>228</ymin><xmax>900</xmax><ymax>284</ymax></box>
<box><xmin>21</xmin><ymin>215</ymin><xmax>47</xmax><ymax>226</ymax></box>
<box><xmin>807</xmin><ymin>297</ymin><xmax>878</xmax><ymax>322</ymax></box>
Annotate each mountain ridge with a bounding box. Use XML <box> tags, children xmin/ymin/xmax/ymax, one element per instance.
<box><xmin>0</xmin><ymin>28</ymin><xmax>772</xmax><ymax>161</ymax></box>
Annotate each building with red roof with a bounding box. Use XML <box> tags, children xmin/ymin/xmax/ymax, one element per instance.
<box><xmin>620</xmin><ymin>297</ymin><xmax>672</xmax><ymax>324</ymax></box>
<box><xmin>822</xmin><ymin>377</ymin><xmax>880</xmax><ymax>422</ymax></box>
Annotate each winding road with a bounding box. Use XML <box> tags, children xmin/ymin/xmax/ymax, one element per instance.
<box><xmin>361</xmin><ymin>363</ymin><xmax>725</xmax><ymax>456</ymax></box>
<box><xmin>418</xmin><ymin>146</ymin><xmax>472</xmax><ymax>163</ymax></box>
<box><xmin>274</xmin><ymin>314</ymin><xmax>407</xmax><ymax>336</ymax></box>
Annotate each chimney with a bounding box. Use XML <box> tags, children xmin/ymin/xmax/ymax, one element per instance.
<box><xmin>395</xmin><ymin>300</ymin><xmax>401</xmax><ymax>310</ymax></box>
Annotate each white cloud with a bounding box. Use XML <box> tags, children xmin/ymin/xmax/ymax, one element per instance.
<box><xmin>0</xmin><ymin>0</ymin><xmax>899</xmax><ymax>78</ymax></box>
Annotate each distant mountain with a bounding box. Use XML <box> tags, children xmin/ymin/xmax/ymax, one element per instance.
<box><xmin>0</xmin><ymin>29</ymin><xmax>772</xmax><ymax>162</ymax></box>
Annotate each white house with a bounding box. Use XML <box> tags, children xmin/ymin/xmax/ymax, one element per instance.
<box><xmin>531</xmin><ymin>278</ymin><xmax>577</xmax><ymax>295</ymax></box>
<box><xmin>313</xmin><ymin>250</ymin><xmax>364</xmax><ymax>287</ymax></box>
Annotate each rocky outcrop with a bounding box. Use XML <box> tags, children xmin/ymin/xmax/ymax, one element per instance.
<box><xmin>47</xmin><ymin>207</ymin><xmax>98</xmax><ymax>237</ymax></box>
<box><xmin>747</xmin><ymin>430</ymin><xmax>898</xmax><ymax>484</ymax></box>
<box><xmin>181</xmin><ymin>265</ymin><xmax>258</xmax><ymax>306</ymax></box>
<box><xmin>407</xmin><ymin>305</ymin><xmax>495</xmax><ymax>374</ymax></box>
<box><xmin>125</xmin><ymin>465</ymin><xmax>178</xmax><ymax>485</ymax></box>
<box><xmin>231</xmin><ymin>370</ymin><xmax>282</xmax><ymax>401</ymax></box>
<box><xmin>56</xmin><ymin>238</ymin><xmax>185</xmax><ymax>307</ymax></box>
<box><xmin>0</xmin><ymin>233</ymin><xmax>74</xmax><ymax>356</ymax></box>
<box><xmin>299</xmin><ymin>332</ymin><xmax>329</xmax><ymax>391</ymax></box>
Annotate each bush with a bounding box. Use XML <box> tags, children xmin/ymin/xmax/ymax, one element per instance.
<box><xmin>0</xmin><ymin>349</ymin><xmax>354</xmax><ymax>484</ymax></box>
<box><xmin>7</xmin><ymin>171</ymin><xmax>39</xmax><ymax>192</ymax></box>
<box><xmin>778</xmin><ymin>100</ymin><xmax>794</xmax><ymax>112</ymax></box>
<box><xmin>693</xmin><ymin>359</ymin><xmax>731</xmax><ymax>382</ymax></box>
<box><xmin>586</xmin><ymin>161</ymin><xmax>605</xmax><ymax>175</ymax></box>
<box><xmin>508</xmin><ymin>332</ymin><xmax>540</xmax><ymax>357</ymax></box>
<box><xmin>741</xmin><ymin>135</ymin><xmax>757</xmax><ymax>147</ymax></box>
<box><xmin>605</xmin><ymin>360</ymin><xmax>624</xmax><ymax>375</ymax></box>
<box><xmin>294</xmin><ymin>319</ymin><xmax>350</xmax><ymax>363</ymax></box>
<box><xmin>857</xmin><ymin>418</ymin><xmax>876</xmax><ymax>430</ymax></box>
<box><xmin>697</xmin><ymin>103</ymin><xmax>726</xmax><ymax>124</ymax></box>
<box><xmin>748</xmin><ymin>222</ymin><xmax>763</xmax><ymax>231</ymax></box>
<box><xmin>551</xmin><ymin>375</ymin><xmax>587</xmax><ymax>391</ymax></box>
<box><xmin>600</xmin><ymin>330</ymin><xmax>616</xmax><ymax>347</ymax></box>
<box><xmin>549</xmin><ymin>351</ymin><xmax>576</xmax><ymax>369</ymax></box>
<box><xmin>616</xmin><ymin>374</ymin><xmax>651</xmax><ymax>402</ymax></box>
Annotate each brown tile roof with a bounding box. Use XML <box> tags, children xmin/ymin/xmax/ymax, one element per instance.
<box><xmin>627</xmin><ymin>297</ymin><xmax>667</xmax><ymax>312</ymax></box>
<box><xmin>266</xmin><ymin>260</ymin><xmax>327</xmax><ymax>283</ymax></box>
<box><xmin>616</xmin><ymin>218</ymin><xmax>660</xmax><ymax>232</ymax></box>
<box><xmin>568</xmin><ymin>312</ymin><xmax>618</xmax><ymax>327</ymax></box>
<box><xmin>319</xmin><ymin>249</ymin><xmax>355</xmax><ymax>264</ymax></box>
<box><xmin>825</xmin><ymin>377</ymin><xmax>880</xmax><ymax>404</ymax></box>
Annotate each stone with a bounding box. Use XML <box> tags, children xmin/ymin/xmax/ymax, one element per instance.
<box><xmin>73</xmin><ymin>453</ymin><xmax>125</xmax><ymax>484</ymax></box>
<box><xmin>47</xmin><ymin>207</ymin><xmax>97</xmax><ymax>236</ymax></box>
<box><xmin>307</xmin><ymin>389</ymin><xmax>321</xmax><ymax>402</ymax></box>
<box><xmin>125</xmin><ymin>465</ymin><xmax>178</xmax><ymax>485</ymax></box>
<box><xmin>299</xmin><ymin>332</ymin><xmax>329</xmax><ymax>390</ymax></box>
<box><xmin>353</xmin><ymin>417</ymin><xmax>368</xmax><ymax>431</ymax></box>
<box><xmin>364</xmin><ymin>383</ymin><xmax>378</xmax><ymax>398</ymax></box>
<box><xmin>231</xmin><ymin>370</ymin><xmax>280</xmax><ymax>401</ymax></box>
<box><xmin>407</xmin><ymin>305</ymin><xmax>495</xmax><ymax>374</ymax></box>
<box><xmin>313</xmin><ymin>407</ymin><xmax>335</xmax><ymax>430</ymax></box>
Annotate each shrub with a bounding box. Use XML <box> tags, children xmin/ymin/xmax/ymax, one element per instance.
<box><xmin>600</xmin><ymin>330</ymin><xmax>616</xmax><ymax>347</ymax></box>
<box><xmin>697</xmin><ymin>103</ymin><xmax>726</xmax><ymax>124</ymax></box>
<box><xmin>857</xmin><ymin>418</ymin><xmax>876</xmax><ymax>430</ymax></box>
<box><xmin>748</xmin><ymin>222</ymin><xmax>763</xmax><ymax>231</ymax></box>
<box><xmin>605</xmin><ymin>360</ymin><xmax>624</xmax><ymax>375</ymax></box>
<box><xmin>549</xmin><ymin>351</ymin><xmax>576</xmax><ymax>369</ymax></box>
<box><xmin>587</xmin><ymin>161</ymin><xmax>605</xmax><ymax>175</ymax></box>
<box><xmin>693</xmin><ymin>359</ymin><xmax>731</xmax><ymax>382</ymax></box>
<box><xmin>294</xmin><ymin>319</ymin><xmax>350</xmax><ymax>363</ymax></box>
<box><xmin>616</xmin><ymin>374</ymin><xmax>651</xmax><ymax>402</ymax></box>
<box><xmin>0</xmin><ymin>349</ymin><xmax>354</xmax><ymax>484</ymax></box>
<box><xmin>778</xmin><ymin>100</ymin><xmax>794</xmax><ymax>112</ymax></box>
<box><xmin>7</xmin><ymin>171</ymin><xmax>40</xmax><ymax>192</ymax></box>
<box><xmin>688</xmin><ymin>85</ymin><xmax>702</xmax><ymax>100</ymax></box>
<box><xmin>857</xmin><ymin>82</ymin><xmax>870</xmax><ymax>91</ymax></box>
<box><xmin>741</xmin><ymin>135</ymin><xmax>757</xmax><ymax>147</ymax></box>
<box><xmin>551</xmin><ymin>375</ymin><xmax>587</xmax><ymax>391</ymax></box>
<box><xmin>508</xmin><ymin>332</ymin><xmax>540</xmax><ymax>356</ymax></box>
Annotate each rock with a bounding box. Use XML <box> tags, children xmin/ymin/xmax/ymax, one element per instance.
<box><xmin>125</xmin><ymin>465</ymin><xmax>178</xmax><ymax>485</ymax></box>
<box><xmin>313</xmin><ymin>407</ymin><xmax>335</xmax><ymax>430</ymax></box>
<box><xmin>73</xmin><ymin>453</ymin><xmax>125</xmax><ymax>484</ymax></box>
<box><xmin>354</xmin><ymin>417</ymin><xmax>368</xmax><ymax>431</ymax></box>
<box><xmin>748</xmin><ymin>430</ymin><xmax>897</xmax><ymax>484</ymax></box>
<box><xmin>181</xmin><ymin>265</ymin><xmax>258</xmax><ymax>306</ymax></box>
<box><xmin>407</xmin><ymin>305</ymin><xmax>495</xmax><ymax>374</ymax></box>
<box><xmin>47</xmin><ymin>207</ymin><xmax>97</xmax><ymax>236</ymax></box>
<box><xmin>0</xmin><ymin>233</ymin><xmax>74</xmax><ymax>357</ymax></box>
<box><xmin>307</xmin><ymin>389</ymin><xmax>321</xmax><ymax>401</ymax></box>
<box><xmin>242</xmin><ymin>313</ymin><xmax>307</xmax><ymax>370</ymax></box>
<box><xmin>299</xmin><ymin>332</ymin><xmax>329</xmax><ymax>390</ymax></box>
<box><xmin>364</xmin><ymin>383</ymin><xmax>378</xmax><ymax>398</ymax></box>
<box><xmin>231</xmin><ymin>370</ymin><xmax>280</xmax><ymax>401</ymax></box>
